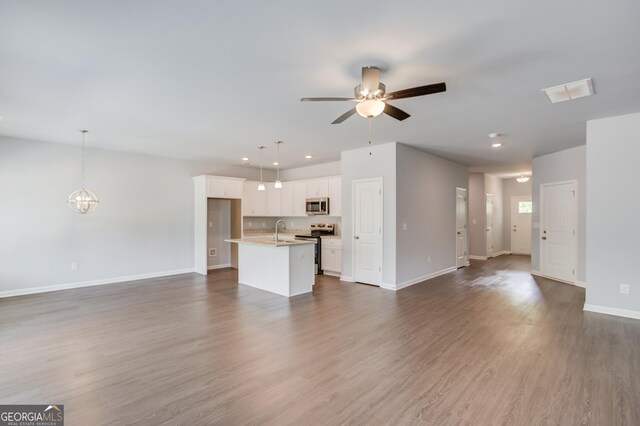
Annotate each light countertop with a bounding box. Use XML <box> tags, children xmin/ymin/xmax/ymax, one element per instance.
<box><xmin>225</xmin><ymin>238</ymin><xmax>315</xmax><ymax>247</ymax></box>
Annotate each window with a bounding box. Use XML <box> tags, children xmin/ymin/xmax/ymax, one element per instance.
<box><xmin>518</xmin><ymin>201</ymin><xmax>532</xmax><ymax>214</ymax></box>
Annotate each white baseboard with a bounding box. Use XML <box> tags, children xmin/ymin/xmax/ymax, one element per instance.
<box><xmin>583</xmin><ymin>304</ymin><xmax>640</xmax><ymax>320</ymax></box>
<box><xmin>340</xmin><ymin>275</ymin><xmax>355</xmax><ymax>282</ymax></box>
<box><xmin>383</xmin><ymin>266</ymin><xmax>457</xmax><ymax>291</ymax></box>
<box><xmin>491</xmin><ymin>250</ymin><xmax>512</xmax><ymax>258</ymax></box>
<box><xmin>468</xmin><ymin>255</ymin><xmax>487</xmax><ymax>260</ymax></box>
<box><xmin>208</xmin><ymin>263</ymin><xmax>231</xmax><ymax>270</ymax></box>
<box><xmin>0</xmin><ymin>268</ymin><xmax>194</xmax><ymax>299</ymax></box>
<box><xmin>530</xmin><ymin>270</ymin><xmax>585</xmax><ymax>288</ymax></box>
<box><xmin>323</xmin><ymin>271</ymin><xmax>341</xmax><ymax>277</ymax></box>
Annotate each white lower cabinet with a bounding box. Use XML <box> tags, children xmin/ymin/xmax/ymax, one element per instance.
<box><xmin>321</xmin><ymin>238</ymin><xmax>342</xmax><ymax>273</ymax></box>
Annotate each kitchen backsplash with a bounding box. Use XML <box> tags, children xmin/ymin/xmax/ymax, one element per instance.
<box><xmin>243</xmin><ymin>216</ymin><xmax>341</xmax><ymax>235</ymax></box>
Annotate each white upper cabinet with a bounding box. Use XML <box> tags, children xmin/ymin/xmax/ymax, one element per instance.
<box><xmin>266</xmin><ymin>185</ymin><xmax>282</xmax><ymax>216</ymax></box>
<box><xmin>206</xmin><ymin>176</ymin><xmax>244</xmax><ymax>199</ymax></box>
<box><xmin>328</xmin><ymin>176</ymin><xmax>341</xmax><ymax>216</ymax></box>
<box><xmin>243</xmin><ymin>181</ymin><xmax>267</xmax><ymax>216</ymax></box>
<box><xmin>292</xmin><ymin>182</ymin><xmax>307</xmax><ymax>216</ymax></box>
<box><xmin>280</xmin><ymin>182</ymin><xmax>295</xmax><ymax>216</ymax></box>
<box><xmin>306</xmin><ymin>178</ymin><xmax>329</xmax><ymax>198</ymax></box>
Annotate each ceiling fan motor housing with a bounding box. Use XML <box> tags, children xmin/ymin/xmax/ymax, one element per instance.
<box><xmin>355</xmin><ymin>82</ymin><xmax>386</xmax><ymax>100</ymax></box>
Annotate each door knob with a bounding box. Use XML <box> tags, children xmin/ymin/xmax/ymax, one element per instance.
<box><xmin>542</xmin><ymin>236</ymin><xmax>547</xmax><ymax>240</ymax></box>
<box><xmin>354</xmin><ymin>236</ymin><xmax>360</xmax><ymax>239</ymax></box>
<box><xmin>457</xmin><ymin>231</ymin><xmax>461</xmax><ymax>235</ymax></box>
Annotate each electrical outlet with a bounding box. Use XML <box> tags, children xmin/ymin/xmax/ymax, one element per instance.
<box><xmin>248</xmin><ymin>221</ymin><xmax>253</xmax><ymax>227</ymax></box>
<box><xmin>472</xmin><ymin>219</ymin><xmax>477</xmax><ymax>225</ymax></box>
<box><xmin>402</xmin><ymin>223</ymin><xmax>408</xmax><ymax>231</ymax></box>
<box><xmin>427</xmin><ymin>256</ymin><xmax>431</xmax><ymax>263</ymax></box>
<box><xmin>262</xmin><ymin>221</ymin><xmax>266</xmax><ymax>227</ymax></box>
<box><xmin>70</xmin><ymin>262</ymin><xmax>78</xmax><ymax>270</ymax></box>
<box><xmin>209</xmin><ymin>248</ymin><xmax>217</xmax><ymax>257</ymax></box>
<box><xmin>620</xmin><ymin>283</ymin><xmax>630</xmax><ymax>294</ymax></box>
<box><xmin>209</xmin><ymin>221</ymin><xmax>213</xmax><ymax>228</ymax></box>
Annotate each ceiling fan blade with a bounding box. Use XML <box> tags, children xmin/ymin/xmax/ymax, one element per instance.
<box><xmin>385</xmin><ymin>82</ymin><xmax>446</xmax><ymax>100</ymax></box>
<box><xmin>331</xmin><ymin>108</ymin><xmax>357</xmax><ymax>124</ymax></box>
<box><xmin>300</xmin><ymin>97</ymin><xmax>356</xmax><ymax>102</ymax></box>
<box><xmin>362</xmin><ymin>66</ymin><xmax>381</xmax><ymax>92</ymax></box>
<box><xmin>383</xmin><ymin>103</ymin><xmax>411</xmax><ymax>121</ymax></box>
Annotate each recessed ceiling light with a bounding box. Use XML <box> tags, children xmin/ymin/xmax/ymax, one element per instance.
<box><xmin>273</xmin><ymin>162</ymin><xmax>279</xmax><ymax>166</ymax></box>
<box><xmin>491</xmin><ymin>142</ymin><xmax>502</xmax><ymax>148</ymax></box>
<box><xmin>488</xmin><ymin>132</ymin><xmax>500</xmax><ymax>138</ymax></box>
<box><xmin>542</xmin><ymin>78</ymin><xmax>594</xmax><ymax>103</ymax></box>
<box><xmin>242</xmin><ymin>157</ymin><xmax>249</xmax><ymax>161</ymax></box>
<box><xmin>305</xmin><ymin>155</ymin><xmax>312</xmax><ymax>159</ymax></box>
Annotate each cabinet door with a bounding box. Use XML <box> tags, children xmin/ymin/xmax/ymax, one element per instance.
<box><xmin>280</xmin><ymin>182</ymin><xmax>294</xmax><ymax>216</ymax></box>
<box><xmin>306</xmin><ymin>178</ymin><xmax>329</xmax><ymax>198</ymax></box>
<box><xmin>206</xmin><ymin>177</ymin><xmax>225</xmax><ymax>198</ymax></box>
<box><xmin>266</xmin><ymin>185</ymin><xmax>281</xmax><ymax>216</ymax></box>
<box><xmin>328</xmin><ymin>176</ymin><xmax>341</xmax><ymax>216</ymax></box>
<box><xmin>321</xmin><ymin>247</ymin><xmax>342</xmax><ymax>272</ymax></box>
<box><xmin>243</xmin><ymin>181</ymin><xmax>267</xmax><ymax>216</ymax></box>
<box><xmin>207</xmin><ymin>177</ymin><xmax>242</xmax><ymax>199</ymax></box>
<box><xmin>293</xmin><ymin>182</ymin><xmax>307</xmax><ymax>217</ymax></box>
<box><xmin>223</xmin><ymin>181</ymin><xmax>243</xmax><ymax>199</ymax></box>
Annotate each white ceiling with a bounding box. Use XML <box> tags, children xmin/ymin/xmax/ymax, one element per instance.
<box><xmin>1</xmin><ymin>1</ymin><xmax>639</xmax><ymax>172</ymax></box>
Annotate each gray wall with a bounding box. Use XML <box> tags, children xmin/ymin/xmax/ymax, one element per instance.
<box><xmin>280</xmin><ymin>161</ymin><xmax>340</xmax><ymax>181</ymax></box>
<box><xmin>395</xmin><ymin>144</ymin><xmax>468</xmax><ymax>284</ymax></box>
<box><xmin>0</xmin><ymin>136</ymin><xmax>267</xmax><ymax>293</ymax></box>
<box><xmin>341</xmin><ymin>142</ymin><xmax>397</xmax><ymax>285</ymax></box>
<box><xmin>468</xmin><ymin>173</ymin><xmax>486</xmax><ymax>257</ymax></box>
<box><xmin>586</xmin><ymin>112</ymin><xmax>640</xmax><ymax>312</ymax></box>
<box><xmin>207</xmin><ymin>199</ymin><xmax>231</xmax><ymax>267</ymax></box>
<box><xmin>531</xmin><ymin>145</ymin><xmax>586</xmax><ymax>281</ymax></box>
<box><xmin>484</xmin><ymin>174</ymin><xmax>505</xmax><ymax>254</ymax></box>
<box><xmin>502</xmin><ymin>178</ymin><xmax>532</xmax><ymax>252</ymax></box>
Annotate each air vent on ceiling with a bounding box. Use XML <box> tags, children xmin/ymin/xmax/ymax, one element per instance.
<box><xmin>542</xmin><ymin>78</ymin><xmax>594</xmax><ymax>103</ymax></box>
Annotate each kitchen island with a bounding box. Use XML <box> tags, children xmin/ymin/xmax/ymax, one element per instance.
<box><xmin>225</xmin><ymin>237</ymin><xmax>315</xmax><ymax>297</ymax></box>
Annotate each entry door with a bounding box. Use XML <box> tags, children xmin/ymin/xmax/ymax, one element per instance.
<box><xmin>486</xmin><ymin>194</ymin><xmax>494</xmax><ymax>256</ymax></box>
<box><xmin>511</xmin><ymin>196</ymin><xmax>532</xmax><ymax>255</ymax></box>
<box><xmin>354</xmin><ymin>179</ymin><xmax>383</xmax><ymax>285</ymax></box>
<box><xmin>456</xmin><ymin>188</ymin><xmax>468</xmax><ymax>268</ymax></box>
<box><xmin>541</xmin><ymin>182</ymin><xmax>577</xmax><ymax>282</ymax></box>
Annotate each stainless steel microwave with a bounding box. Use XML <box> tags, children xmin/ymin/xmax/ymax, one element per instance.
<box><xmin>306</xmin><ymin>198</ymin><xmax>329</xmax><ymax>215</ymax></box>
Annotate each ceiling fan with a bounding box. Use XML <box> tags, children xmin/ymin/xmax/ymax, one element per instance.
<box><xmin>301</xmin><ymin>66</ymin><xmax>446</xmax><ymax>124</ymax></box>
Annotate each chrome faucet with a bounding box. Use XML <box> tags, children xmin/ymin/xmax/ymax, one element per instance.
<box><xmin>275</xmin><ymin>220</ymin><xmax>286</xmax><ymax>244</ymax></box>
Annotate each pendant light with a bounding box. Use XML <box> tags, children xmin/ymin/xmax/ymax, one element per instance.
<box><xmin>257</xmin><ymin>146</ymin><xmax>266</xmax><ymax>191</ymax></box>
<box><xmin>274</xmin><ymin>140</ymin><xmax>283</xmax><ymax>189</ymax></box>
<box><xmin>67</xmin><ymin>130</ymin><xmax>100</xmax><ymax>214</ymax></box>
<box><xmin>516</xmin><ymin>174</ymin><xmax>530</xmax><ymax>183</ymax></box>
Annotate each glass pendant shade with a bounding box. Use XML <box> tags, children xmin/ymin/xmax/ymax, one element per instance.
<box><xmin>356</xmin><ymin>99</ymin><xmax>385</xmax><ymax>118</ymax></box>
<box><xmin>516</xmin><ymin>175</ymin><xmax>530</xmax><ymax>183</ymax></box>
<box><xmin>68</xmin><ymin>188</ymin><xmax>99</xmax><ymax>214</ymax></box>
<box><xmin>274</xmin><ymin>180</ymin><xmax>282</xmax><ymax>189</ymax></box>
<box><xmin>68</xmin><ymin>129</ymin><xmax>99</xmax><ymax>214</ymax></box>
<box><xmin>258</xmin><ymin>182</ymin><xmax>266</xmax><ymax>191</ymax></box>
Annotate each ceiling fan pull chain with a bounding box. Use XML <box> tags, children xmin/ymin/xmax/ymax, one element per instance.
<box><xmin>368</xmin><ymin>118</ymin><xmax>373</xmax><ymax>156</ymax></box>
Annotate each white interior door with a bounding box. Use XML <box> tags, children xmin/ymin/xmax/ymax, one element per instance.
<box><xmin>511</xmin><ymin>196</ymin><xmax>532</xmax><ymax>255</ymax></box>
<box><xmin>541</xmin><ymin>182</ymin><xmax>577</xmax><ymax>283</ymax></box>
<box><xmin>456</xmin><ymin>188</ymin><xmax>468</xmax><ymax>268</ymax></box>
<box><xmin>354</xmin><ymin>179</ymin><xmax>382</xmax><ymax>285</ymax></box>
<box><xmin>486</xmin><ymin>193</ymin><xmax>494</xmax><ymax>256</ymax></box>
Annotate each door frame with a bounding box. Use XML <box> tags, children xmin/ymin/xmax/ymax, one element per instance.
<box><xmin>351</xmin><ymin>177</ymin><xmax>384</xmax><ymax>286</ymax></box>
<box><xmin>539</xmin><ymin>179</ymin><xmax>578</xmax><ymax>284</ymax></box>
<box><xmin>510</xmin><ymin>195</ymin><xmax>532</xmax><ymax>255</ymax></box>
<box><xmin>455</xmin><ymin>187</ymin><xmax>469</xmax><ymax>268</ymax></box>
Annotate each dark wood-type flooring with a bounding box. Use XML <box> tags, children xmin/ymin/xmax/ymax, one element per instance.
<box><xmin>1</xmin><ymin>255</ymin><xmax>639</xmax><ymax>425</ymax></box>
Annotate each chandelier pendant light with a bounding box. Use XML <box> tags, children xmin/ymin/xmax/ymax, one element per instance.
<box><xmin>274</xmin><ymin>140</ymin><xmax>283</xmax><ymax>189</ymax></box>
<box><xmin>516</xmin><ymin>174</ymin><xmax>530</xmax><ymax>183</ymax></box>
<box><xmin>257</xmin><ymin>146</ymin><xmax>266</xmax><ymax>191</ymax></box>
<box><xmin>67</xmin><ymin>130</ymin><xmax>99</xmax><ymax>214</ymax></box>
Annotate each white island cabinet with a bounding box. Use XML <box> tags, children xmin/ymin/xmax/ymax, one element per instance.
<box><xmin>225</xmin><ymin>238</ymin><xmax>315</xmax><ymax>297</ymax></box>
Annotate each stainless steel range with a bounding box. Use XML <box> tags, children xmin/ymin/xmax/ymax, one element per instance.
<box><xmin>294</xmin><ymin>223</ymin><xmax>335</xmax><ymax>274</ymax></box>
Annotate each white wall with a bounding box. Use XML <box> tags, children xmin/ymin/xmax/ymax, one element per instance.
<box><xmin>484</xmin><ymin>174</ymin><xmax>505</xmax><ymax>254</ymax></box>
<box><xmin>586</xmin><ymin>112</ymin><xmax>640</xmax><ymax>315</ymax></box>
<box><xmin>207</xmin><ymin>199</ymin><xmax>231</xmax><ymax>267</ymax></box>
<box><xmin>280</xmin><ymin>161</ymin><xmax>340</xmax><ymax>181</ymax></box>
<box><xmin>468</xmin><ymin>173</ymin><xmax>486</xmax><ymax>257</ymax></box>
<box><xmin>341</xmin><ymin>143</ymin><xmax>397</xmax><ymax>285</ymax></box>
<box><xmin>395</xmin><ymin>144</ymin><xmax>468</xmax><ymax>285</ymax></box>
<box><xmin>531</xmin><ymin>145</ymin><xmax>586</xmax><ymax>281</ymax></box>
<box><xmin>502</xmin><ymin>178</ymin><xmax>532</xmax><ymax>252</ymax></box>
<box><xmin>0</xmin><ymin>136</ymin><xmax>267</xmax><ymax>295</ymax></box>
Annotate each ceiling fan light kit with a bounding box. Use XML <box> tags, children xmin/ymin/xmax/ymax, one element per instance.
<box><xmin>516</xmin><ymin>174</ymin><xmax>530</xmax><ymax>183</ymax></box>
<box><xmin>301</xmin><ymin>66</ymin><xmax>446</xmax><ymax>124</ymax></box>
